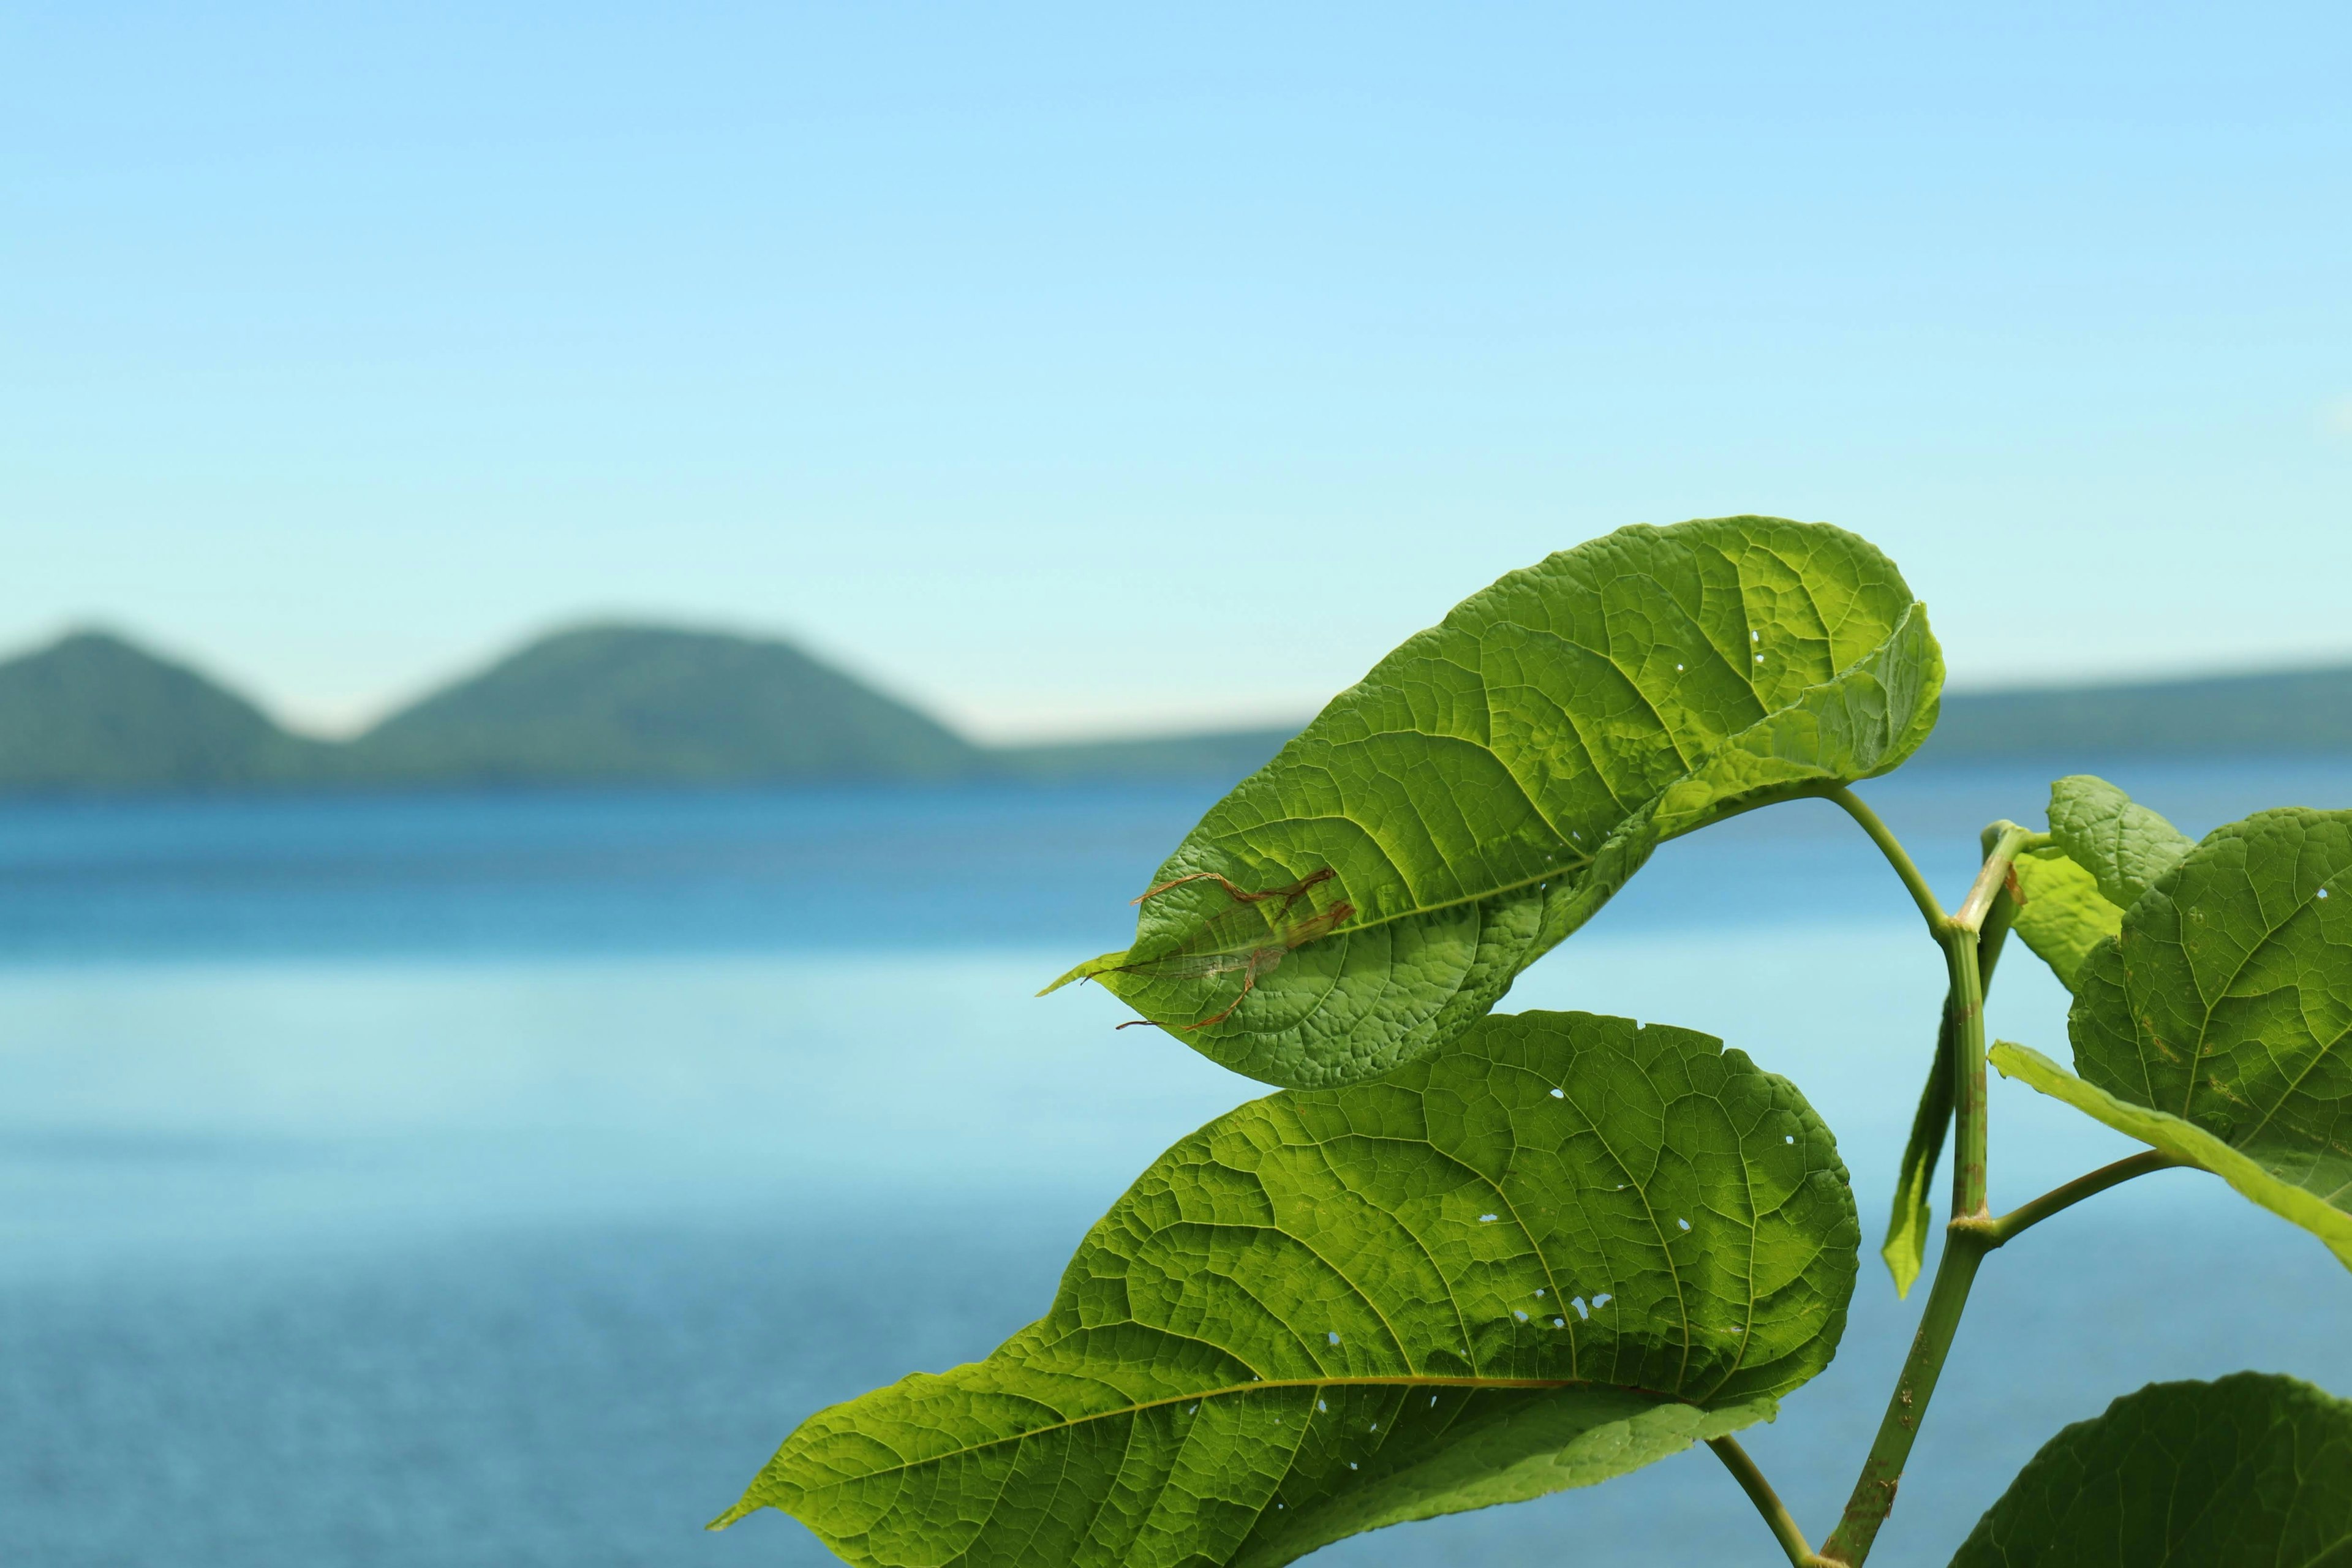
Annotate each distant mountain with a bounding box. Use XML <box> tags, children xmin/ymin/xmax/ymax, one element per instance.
<box><xmin>5</xmin><ymin>622</ymin><xmax>2352</xmax><ymax>796</ymax></box>
<box><xmin>1922</xmin><ymin>665</ymin><xmax>2352</xmax><ymax>759</ymax></box>
<box><xmin>992</xmin><ymin>725</ymin><xmax>1300</xmax><ymax>782</ymax></box>
<box><xmin>0</xmin><ymin>631</ymin><xmax>330</xmax><ymax>791</ymax></box>
<box><xmin>347</xmin><ymin>625</ymin><xmax>982</xmax><ymax>785</ymax></box>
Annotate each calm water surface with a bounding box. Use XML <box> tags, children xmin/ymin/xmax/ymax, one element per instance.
<box><xmin>4</xmin><ymin>763</ymin><xmax>2349</xmax><ymax>1566</ymax></box>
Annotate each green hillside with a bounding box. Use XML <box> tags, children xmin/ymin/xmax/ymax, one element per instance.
<box><xmin>6</xmin><ymin>623</ymin><xmax>2352</xmax><ymax>796</ymax></box>
<box><xmin>0</xmin><ymin>631</ymin><xmax>330</xmax><ymax>792</ymax></box>
<box><xmin>347</xmin><ymin>625</ymin><xmax>982</xmax><ymax>785</ymax></box>
<box><xmin>990</xmin><ymin>725</ymin><xmax>1300</xmax><ymax>781</ymax></box>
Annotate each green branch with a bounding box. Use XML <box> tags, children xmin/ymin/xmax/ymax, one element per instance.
<box><xmin>1826</xmin><ymin>786</ymin><xmax>1950</xmax><ymax>937</ymax></box>
<box><xmin>1959</xmin><ymin>1150</ymin><xmax>2188</xmax><ymax>1248</ymax></box>
<box><xmin>1821</xmin><ymin>819</ymin><xmax>2045</xmax><ymax>1564</ymax></box>
<box><xmin>1948</xmin><ymin>825</ymin><xmax>2037</xmax><ymax>1221</ymax></box>
<box><xmin>1818</xmin><ymin>1227</ymin><xmax>1991</xmax><ymax>1564</ymax></box>
<box><xmin>1709</xmin><ymin>1435</ymin><xmax>1830</xmax><ymax>1567</ymax></box>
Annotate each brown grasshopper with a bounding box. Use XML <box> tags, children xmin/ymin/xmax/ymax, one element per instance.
<box><xmin>1113</xmin><ymin>867</ymin><xmax>1354</xmax><ymax>1031</ymax></box>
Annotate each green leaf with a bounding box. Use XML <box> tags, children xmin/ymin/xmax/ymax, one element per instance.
<box><xmin>2045</xmin><ymin>773</ymin><xmax>2195</xmax><ymax>911</ymax></box>
<box><xmin>1989</xmin><ymin>1042</ymin><xmax>2352</xmax><ymax>1269</ymax></box>
<box><xmin>1948</xmin><ymin>1373</ymin><xmax>2352</xmax><ymax>1567</ymax></box>
<box><xmin>715</xmin><ymin>1010</ymin><xmax>1860</xmax><ymax>1566</ymax></box>
<box><xmin>1991</xmin><ymin>804</ymin><xmax>2352</xmax><ymax>1271</ymax></box>
<box><xmin>1878</xmin><ymin>1015</ymin><xmax>1955</xmax><ymax>1298</ymax></box>
<box><xmin>2008</xmin><ymin>849</ymin><xmax>2121</xmax><ymax>992</ymax></box>
<box><xmin>1049</xmin><ymin>516</ymin><xmax>1943</xmax><ymax>1088</ymax></box>
<box><xmin>2008</xmin><ymin>777</ymin><xmax>2192</xmax><ymax>995</ymax></box>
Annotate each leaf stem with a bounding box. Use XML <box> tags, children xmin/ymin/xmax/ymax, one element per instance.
<box><xmin>1958</xmin><ymin>1150</ymin><xmax>2188</xmax><ymax>1248</ymax></box>
<box><xmin>1825</xmin><ymin>787</ymin><xmax>1949</xmax><ymax>937</ymax></box>
<box><xmin>1709</xmin><ymin>1435</ymin><xmax>1829</xmax><ymax>1567</ymax></box>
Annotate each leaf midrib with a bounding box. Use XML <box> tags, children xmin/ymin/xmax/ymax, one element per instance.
<box><xmin>1170</xmin><ymin>604</ymin><xmax>1916</xmax><ymax>951</ymax></box>
<box><xmin>798</xmin><ymin>1373</ymin><xmax>1700</xmax><ymax>1490</ymax></box>
<box><xmin>2159</xmin><ymin>853</ymin><xmax>2345</xmax><ymax>1136</ymax></box>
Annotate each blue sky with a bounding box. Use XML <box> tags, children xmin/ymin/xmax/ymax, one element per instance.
<box><xmin>5</xmin><ymin>3</ymin><xmax>2348</xmax><ymax>739</ymax></box>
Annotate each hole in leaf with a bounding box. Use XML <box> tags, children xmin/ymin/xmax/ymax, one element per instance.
<box><xmin>1479</xmin><ymin>1214</ymin><xmax>1499</xmax><ymax>1223</ymax></box>
<box><xmin>1534</xmin><ymin>1288</ymin><xmax>1545</xmax><ymax>1297</ymax></box>
<box><xmin>1785</xmin><ymin>1134</ymin><xmax>1795</xmax><ymax>1144</ymax></box>
<box><xmin>1514</xmin><ymin>1310</ymin><xmax>1528</xmax><ymax>1322</ymax></box>
<box><xmin>1751</xmin><ymin>630</ymin><xmax>1760</xmax><ymax>641</ymax></box>
<box><xmin>1754</xmin><ymin>654</ymin><xmax>1765</xmax><ymax>663</ymax></box>
<box><xmin>1550</xmin><ymin>1088</ymin><xmax>1564</xmax><ymax>1099</ymax></box>
<box><xmin>1593</xmin><ymin>1292</ymin><xmax>1612</xmax><ymax>1308</ymax></box>
<box><xmin>1676</xmin><ymin>1217</ymin><xmax>1691</xmax><ymax>1232</ymax></box>
<box><xmin>1553</xmin><ymin>1316</ymin><xmax>1566</xmax><ymax>1327</ymax></box>
<box><xmin>1349</xmin><ymin>1461</ymin><xmax>1359</xmax><ymax>1470</ymax></box>
<box><xmin>1571</xmin><ymin>1296</ymin><xmax>1589</xmax><ymax>1319</ymax></box>
<box><xmin>1317</xmin><ymin>1399</ymin><xmax>1328</xmax><ymax>1411</ymax></box>
<box><xmin>1327</xmin><ymin>1332</ymin><xmax>1340</xmax><ymax>1346</ymax></box>
<box><xmin>2320</xmin><ymin>888</ymin><xmax>2332</xmax><ymax>899</ymax></box>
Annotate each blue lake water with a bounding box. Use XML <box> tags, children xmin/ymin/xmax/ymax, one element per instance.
<box><xmin>4</xmin><ymin>761</ymin><xmax>2350</xmax><ymax>1566</ymax></box>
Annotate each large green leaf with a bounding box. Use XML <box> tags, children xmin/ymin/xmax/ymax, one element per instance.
<box><xmin>1948</xmin><ymin>1373</ymin><xmax>2352</xmax><ymax>1567</ymax></box>
<box><xmin>1047</xmin><ymin>516</ymin><xmax>1943</xmax><ymax>1088</ymax></box>
<box><xmin>1997</xmin><ymin>806</ymin><xmax>2352</xmax><ymax>1270</ymax></box>
<box><xmin>715</xmin><ymin>1010</ymin><xmax>1859</xmax><ymax>1566</ymax></box>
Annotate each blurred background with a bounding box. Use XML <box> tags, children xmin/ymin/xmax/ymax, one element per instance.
<box><xmin>4</xmin><ymin>4</ymin><xmax>2350</xmax><ymax>1564</ymax></box>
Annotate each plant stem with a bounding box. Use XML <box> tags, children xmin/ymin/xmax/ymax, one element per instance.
<box><xmin>1819</xmin><ymin>1151</ymin><xmax>2185</xmax><ymax>1564</ymax></box>
<box><xmin>1817</xmin><ymin>1227</ymin><xmax>1991</xmax><ymax>1565</ymax></box>
<box><xmin>1709</xmin><ymin>1436</ymin><xmax>1826</xmax><ymax>1567</ymax></box>
<box><xmin>1952</xmin><ymin>823</ymin><xmax>2043</xmax><ymax>936</ymax></box>
<box><xmin>1961</xmin><ymin>1150</ymin><xmax>2187</xmax><ymax>1248</ymax></box>
<box><xmin>1825</xmin><ymin>787</ymin><xmax>1950</xmax><ymax>937</ymax></box>
<box><xmin>1947</xmin><ymin>825</ymin><xmax>2036</xmax><ymax>1222</ymax></box>
<box><xmin>1940</xmin><ymin>931</ymin><xmax>1988</xmax><ymax>1221</ymax></box>
<box><xmin>1818</xmin><ymin>820</ymin><xmax>2045</xmax><ymax>1565</ymax></box>
<box><xmin>1973</xmin><ymin>827</ymin><xmax>2020</xmax><ymax>985</ymax></box>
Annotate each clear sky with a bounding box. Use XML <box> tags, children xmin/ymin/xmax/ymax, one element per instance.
<box><xmin>6</xmin><ymin>3</ymin><xmax>2348</xmax><ymax>741</ymax></box>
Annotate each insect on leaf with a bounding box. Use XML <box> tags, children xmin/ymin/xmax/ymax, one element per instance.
<box><xmin>715</xmin><ymin>1010</ymin><xmax>1860</xmax><ymax>1567</ymax></box>
<box><xmin>1047</xmin><ymin>516</ymin><xmax>1944</xmax><ymax>1088</ymax></box>
<box><xmin>1948</xmin><ymin>1373</ymin><xmax>2352</xmax><ymax>1567</ymax></box>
